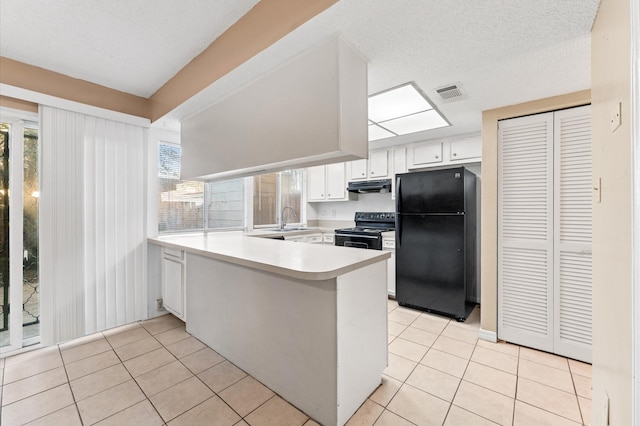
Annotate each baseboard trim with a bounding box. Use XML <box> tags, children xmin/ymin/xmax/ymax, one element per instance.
<box><xmin>478</xmin><ymin>328</ymin><xmax>497</xmax><ymax>342</ymax></box>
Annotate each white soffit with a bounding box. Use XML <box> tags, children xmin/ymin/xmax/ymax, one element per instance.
<box><xmin>0</xmin><ymin>0</ymin><xmax>260</xmax><ymax>97</ymax></box>
<box><xmin>164</xmin><ymin>0</ymin><xmax>599</xmax><ymax>139</ymax></box>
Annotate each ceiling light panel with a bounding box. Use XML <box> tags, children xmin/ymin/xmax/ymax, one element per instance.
<box><xmin>379</xmin><ymin>110</ymin><xmax>449</xmax><ymax>135</ymax></box>
<box><xmin>368</xmin><ymin>124</ymin><xmax>397</xmax><ymax>141</ymax></box>
<box><xmin>368</xmin><ymin>83</ymin><xmax>433</xmax><ymax>122</ymax></box>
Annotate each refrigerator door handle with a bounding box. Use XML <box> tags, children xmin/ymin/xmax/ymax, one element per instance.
<box><xmin>396</xmin><ymin>176</ymin><xmax>402</xmax><ymax>212</ymax></box>
<box><xmin>397</xmin><ymin>214</ymin><xmax>402</xmax><ymax>248</ymax></box>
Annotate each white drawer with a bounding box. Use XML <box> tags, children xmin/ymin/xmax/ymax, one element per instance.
<box><xmin>323</xmin><ymin>234</ymin><xmax>335</xmax><ymax>244</ymax></box>
<box><xmin>163</xmin><ymin>247</ymin><xmax>184</xmax><ymax>260</ymax></box>
<box><xmin>306</xmin><ymin>234</ymin><xmax>323</xmax><ymax>244</ymax></box>
<box><xmin>383</xmin><ymin>239</ymin><xmax>395</xmax><ymax>250</ymax></box>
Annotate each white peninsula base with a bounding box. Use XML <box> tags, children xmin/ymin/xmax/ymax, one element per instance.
<box><xmin>185</xmin><ymin>252</ymin><xmax>388</xmax><ymax>426</ymax></box>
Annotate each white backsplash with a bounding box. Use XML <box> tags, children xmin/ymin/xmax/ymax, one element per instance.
<box><xmin>307</xmin><ymin>192</ymin><xmax>395</xmax><ymax>221</ymax></box>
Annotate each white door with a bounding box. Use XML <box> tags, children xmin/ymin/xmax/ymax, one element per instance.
<box><xmin>0</xmin><ymin>116</ymin><xmax>40</xmax><ymax>354</ymax></box>
<box><xmin>369</xmin><ymin>150</ymin><xmax>389</xmax><ymax>178</ymax></box>
<box><xmin>162</xmin><ymin>256</ymin><xmax>184</xmax><ymax>319</ymax></box>
<box><xmin>553</xmin><ymin>105</ymin><xmax>592</xmax><ymax>362</ymax></box>
<box><xmin>307</xmin><ymin>166</ymin><xmax>326</xmax><ymax>201</ymax></box>
<box><xmin>498</xmin><ymin>112</ymin><xmax>555</xmax><ymax>352</ymax></box>
<box><xmin>498</xmin><ymin>106</ymin><xmax>593</xmax><ymax>363</ymax></box>
<box><xmin>325</xmin><ymin>163</ymin><xmax>346</xmax><ymax>200</ymax></box>
<box><xmin>350</xmin><ymin>159</ymin><xmax>367</xmax><ymax>180</ymax></box>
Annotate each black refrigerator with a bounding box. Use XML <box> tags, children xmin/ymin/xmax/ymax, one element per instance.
<box><xmin>395</xmin><ymin>167</ymin><xmax>477</xmax><ymax>321</ymax></box>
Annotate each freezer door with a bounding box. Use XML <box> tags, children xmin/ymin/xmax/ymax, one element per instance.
<box><xmin>396</xmin><ymin>214</ymin><xmax>466</xmax><ymax>318</ymax></box>
<box><xmin>396</xmin><ymin>168</ymin><xmax>465</xmax><ymax>214</ymax></box>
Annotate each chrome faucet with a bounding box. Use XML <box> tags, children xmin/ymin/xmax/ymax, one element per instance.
<box><xmin>280</xmin><ymin>205</ymin><xmax>297</xmax><ymax>230</ymax></box>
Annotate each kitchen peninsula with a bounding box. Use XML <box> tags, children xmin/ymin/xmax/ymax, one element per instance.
<box><xmin>148</xmin><ymin>232</ymin><xmax>390</xmax><ymax>426</ymax></box>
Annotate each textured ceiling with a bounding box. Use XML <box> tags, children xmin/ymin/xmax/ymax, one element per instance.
<box><xmin>0</xmin><ymin>0</ymin><xmax>260</xmax><ymax>97</ymax></box>
<box><xmin>0</xmin><ymin>0</ymin><xmax>600</xmax><ymax>142</ymax></box>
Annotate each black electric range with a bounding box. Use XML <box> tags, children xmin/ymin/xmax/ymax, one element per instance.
<box><xmin>334</xmin><ymin>212</ymin><xmax>395</xmax><ymax>250</ymax></box>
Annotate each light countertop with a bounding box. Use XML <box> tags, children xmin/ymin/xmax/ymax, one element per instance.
<box><xmin>149</xmin><ymin>231</ymin><xmax>390</xmax><ymax>281</ymax></box>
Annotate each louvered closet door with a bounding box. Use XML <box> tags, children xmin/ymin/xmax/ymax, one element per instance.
<box><xmin>553</xmin><ymin>105</ymin><xmax>592</xmax><ymax>362</ymax></box>
<box><xmin>498</xmin><ymin>113</ymin><xmax>554</xmax><ymax>352</ymax></box>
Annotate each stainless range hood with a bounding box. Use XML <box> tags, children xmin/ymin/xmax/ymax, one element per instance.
<box><xmin>347</xmin><ymin>179</ymin><xmax>392</xmax><ymax>194</ymax></box>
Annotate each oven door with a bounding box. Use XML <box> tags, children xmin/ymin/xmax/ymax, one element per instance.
<box><xmin>335</xmin><ymin>233</ymin><xmax>382</xmax><ymax>250</ymax></box>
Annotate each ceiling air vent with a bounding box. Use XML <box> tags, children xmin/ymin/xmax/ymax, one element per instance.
<box><xmin>435</xmin><ymin>83</ymin><xmax>466</xmax><ymax>103</ymax></box>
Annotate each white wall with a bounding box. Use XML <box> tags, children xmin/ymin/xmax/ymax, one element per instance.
<box><xmin>307</xmin><ymin>192</ymin><xmax>394</xmax><ymax>221</ymax></box>
<box><xmin>591</xmin><ymin>0</ymin><xmax>634</xmax><ymax>424</ymax></box>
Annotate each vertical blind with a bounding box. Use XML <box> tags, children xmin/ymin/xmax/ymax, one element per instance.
<box><xmin>40</xmin><ymin>106</ymin><xmax>147</xmax><ymax>345</ymax></box>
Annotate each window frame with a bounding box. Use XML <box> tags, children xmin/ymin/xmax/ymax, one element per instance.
<box><xmin>157</xmin><ymin>141</ymin><xmax>246</xmax><ymax>234</ymax></box>
<box><xmin>250</xmin><ymin>170</ymin><xmax>306</xmax><ymax>230</ymax></box>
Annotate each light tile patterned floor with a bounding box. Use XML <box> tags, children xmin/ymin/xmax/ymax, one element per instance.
<box><xmin>0</xmin><ymin>301</ymin><xmax>592</xmax><ymax>425</ymax></box>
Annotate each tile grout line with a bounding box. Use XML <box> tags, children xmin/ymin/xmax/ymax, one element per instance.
<box><xmin>58</xmin><ymin>339</ymin><xmax>86</xmax><ymax>426</ymax></box>
<box><xmin>87</xmin><ymin>322</ymin><xmax>166</xmax><ymax>425</ymax></box>
<box><xmin>1</xmin><ymin>345</ymin><xmax>79</xmax><ymax>425</ymax></box>
<box><xmin>511</xmin><ymin>344</ymin><xmax>520</xmax><ymax>426</ymax></box>
<box><xmin>441</xmin><ymin>338</ymin><xmax>478</xmax><ymax>425</ymax></box>
<box><xmin>389</xmin><ymin>304</ymin><xmax>459</xmax><ymax>425</ymax></box>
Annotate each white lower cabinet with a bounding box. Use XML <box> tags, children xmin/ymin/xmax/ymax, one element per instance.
<box><xmin>305</xmin><ymin>233</ymin><xmax>323</xmax><ymax>244</ymax></box>
<box><xmin>383</xmin><ymin>237</ymin><xmax>396</xmax><ymax>297</ymax></box>
<box><xmin>323</xmin><ymin>233</ymin><xmax>335</xmax><ymax>245</ymax></box>
<box><xmin>162</xmin><ymin>248</ymin><xmax>186</xmax><ymax>321</ymax></box>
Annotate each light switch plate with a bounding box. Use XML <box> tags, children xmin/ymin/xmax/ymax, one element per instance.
<box><xmin>593</xmin><ymin>177</ymin><xmax>602</xmax><ymax>203</ymax></box>
<box><xmin>610</xmin><ymin>102</ymin><xmax>621</xmax><ymax>132</ymax></box>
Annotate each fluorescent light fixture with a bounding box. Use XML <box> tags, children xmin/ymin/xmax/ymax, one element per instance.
<box><xmin>368</xmin><ymin>124</ymin><xmax>396</xmax><ymax>141</ymax></box>
<box><xmin>379</xmin><ymin>110</ymin><xmax>449</xmax><ymax>135</ymax></box>
<box><xmin>367</xmin><ymin>82</ymin><xmax>449</xmax><ymax>141</ymax></box>
<box><xmin>369</xmin><ymin>84</ymin><xmax>433</xmax><ymax>122</ymax></box>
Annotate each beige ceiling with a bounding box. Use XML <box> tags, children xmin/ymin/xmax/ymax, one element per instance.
<box><xmin>0</xmin><ymin>0</ymin><xmax>600</xmax><ymax>144</ymax></box>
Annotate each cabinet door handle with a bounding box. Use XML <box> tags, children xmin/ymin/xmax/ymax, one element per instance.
<box><xmin>435</xmin><ymin>155</ymin><xmax>439</xmax><ymax>159</ymax></box>
<box><xmin>453</xmin><ymin>153</ymin><xmax>457</xmax><ymax>157</ymax></box>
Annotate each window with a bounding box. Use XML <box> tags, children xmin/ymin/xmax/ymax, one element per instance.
<box><xmin>158</xmin><ymin>143</ymin><xmax>244</xmax><ymax>233</ymax></box>
<box><xmin>253</xmin><ymin>170</ymin><xmax>304</xmax><ymax>228</ymax></box>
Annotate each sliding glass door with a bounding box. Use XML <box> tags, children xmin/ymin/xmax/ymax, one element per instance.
<box><xmin>0</xmin><ymin>117</ymin><xmax>40</xmax><ymax>353</ymax></box>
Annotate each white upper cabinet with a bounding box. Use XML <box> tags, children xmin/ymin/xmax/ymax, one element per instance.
<box><xmin>369</xmin><ymin>150</ymin><xmax>389</xmax><ymax>178</ymax></box>
<box><xmin>407</xmin><ymin>134</ymin><xmax>481</xmax><ymax>170</ymax></box>
<box><xmin>307</xmin><ymin>163</ymin><xmax>349</xmax><ymax>202</ymax></box>
<box><xmin>307</xmin><ymin>166</ymin><xmax>326</xmax><ymax>201</ymax></box>
<box><xmin>349</xmin><ymin>150</ymin><xmax>391</xmax><ymax>181</ymax></box>
<box><xmin>408</xmin><ymin>142</ymin><xmax>443</xmax><ymax>168</ymax></box>
<box><xmin>349</xmin><ymin>159</ymin><xmax>368</xmax><ymax>180</ymax></box>
<box><xmin>450</xmin><ymin>135</ymin><xmax>482</xmax><ymax>161</ymax></box>
<box><xmin>391</xmin><ymin>146</ymin><xmax>407</xmax><ymax>199</ymax></box>
<box><xmin>325</xmin><ymin>163</ymin><xmax>347</xmax><ymax>200</ymax></box>
<box><xmin>392</xmin><ymin>146</ymin><xmax>407</xmax><ymax>175</ymax></box>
